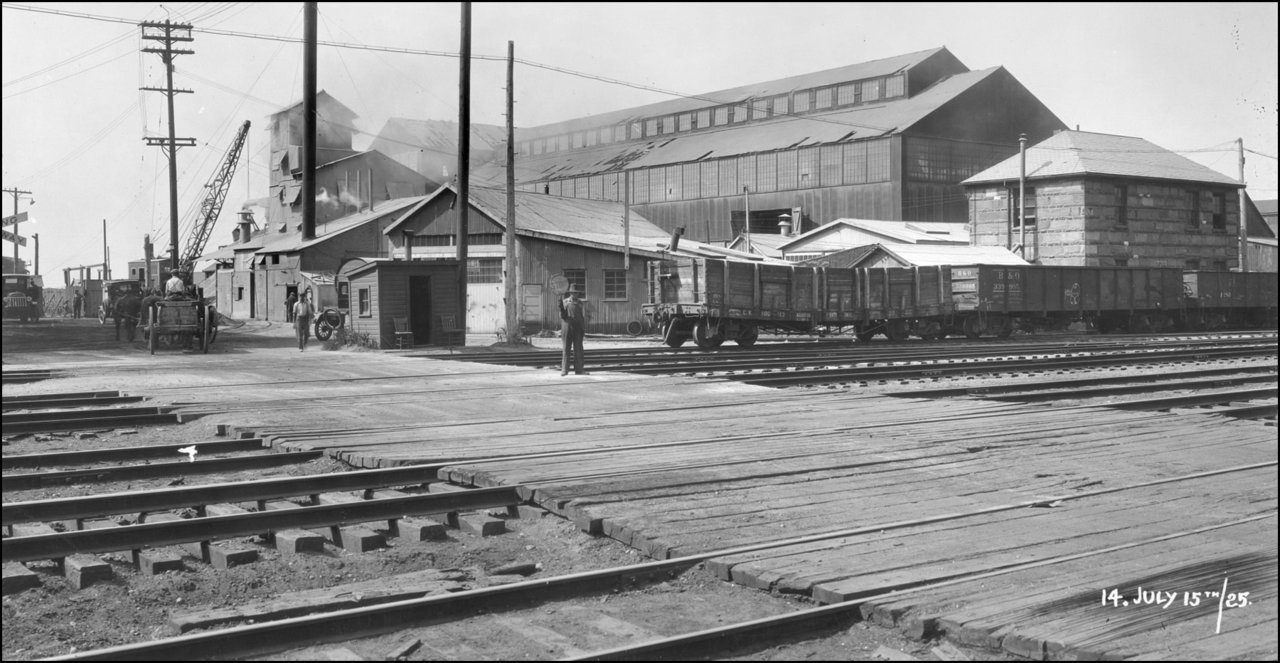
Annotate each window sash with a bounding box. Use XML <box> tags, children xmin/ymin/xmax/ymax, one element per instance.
<box><xmin>358</xmin><ymin>288</ymin><xmax>371</xmax><ymax>317</ymax></box>
<box><xmin>603</xmin><ymin>269</ymin><xmax>627</xmax><ymax>300</ymax></box>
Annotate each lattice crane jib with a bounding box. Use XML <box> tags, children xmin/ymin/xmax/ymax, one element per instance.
<box><xmin>180</xmin><ymin>120</ymin><xmax>250</xmax><ymax>274</ymax></box>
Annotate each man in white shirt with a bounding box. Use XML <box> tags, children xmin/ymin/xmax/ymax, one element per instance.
<box><xmin>165</xmin><ymin>270</ymin><xmax>187</xmax><ymax>299</ymax></box>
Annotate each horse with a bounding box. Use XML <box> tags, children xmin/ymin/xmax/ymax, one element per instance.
<box><xmin>113</xmin><ymin>292</ymin><xmax>142</xmax><ymax>342</ymax></box>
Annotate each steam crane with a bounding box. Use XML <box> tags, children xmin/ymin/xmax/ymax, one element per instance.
<box><xmin>177</xmin><ymin>120</ymin><xmax>250</xmax><ymax>277</ymax></box>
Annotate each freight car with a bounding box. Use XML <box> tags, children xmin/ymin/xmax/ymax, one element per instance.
<box><xmin>643</xmin><ymin>256</ymin><xmax>1277</xmax><ymax>348</ymax></box>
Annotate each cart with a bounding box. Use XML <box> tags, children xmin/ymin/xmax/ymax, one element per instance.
<box><xmin>144</xmin><ymin>299</ymin><xmax>217</xmax><ymax>354</ymax></box>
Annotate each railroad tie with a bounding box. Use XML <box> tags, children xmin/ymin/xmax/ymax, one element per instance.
<box><xmin>425</xmin><ymin>483</ymin><xmax>506</xmax><ymax>537</ymax></box>
<box><xmin>256</xmin><ymin>500</ymin><xmax>327</xmax><ymax>554</ymax></box>
<box><xmin>312</xmin><ymin>493</ymin><xmax>387</xmax><ymax>552</ymax></box>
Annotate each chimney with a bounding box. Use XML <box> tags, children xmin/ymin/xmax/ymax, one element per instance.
<box><xmin>669</xmin><ymin>226</ymin><xmax>685</xmax><ymax>253</ymax></box>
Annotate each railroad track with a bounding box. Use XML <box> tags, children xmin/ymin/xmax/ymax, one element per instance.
<box><xmin>33</xmin><ymin>462</ymin><xmax>1276</xmax><ymax>661</ymax></box>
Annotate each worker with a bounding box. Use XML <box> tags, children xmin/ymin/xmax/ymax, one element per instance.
<box><xmin>559</xmin><ymin>284</ymin><xmax>587</xmax><ymax>376</ymax></box>
<box><xmin>165</xmin><ymin>270</ymin><xmax>187</xmax><ymax>300</ymax></box>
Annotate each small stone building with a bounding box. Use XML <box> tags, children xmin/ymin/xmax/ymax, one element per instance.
<box><xmin>962</xmin><ymin>131</ymin><xmax>1245</xmax><ymax>269</ymax></box>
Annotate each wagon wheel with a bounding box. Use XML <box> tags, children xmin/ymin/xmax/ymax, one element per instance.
<box><xmin>735</xmin><ymin>325</ymin><xmax>759</xmax><ymax>348</ymax></box>
<box><xmin>625</xmin><ymin>320</ymin><xmax>644</xmax><ymax>337</ymax></box>
<box><xmin>148</xmin><ymin>324</ymin><xmax>157</xmax><ymax>355</ymax></box>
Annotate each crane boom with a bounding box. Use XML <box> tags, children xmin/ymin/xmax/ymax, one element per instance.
<box><xmin>180</xmin><ymin>120</ymin><xmax>250</xmax><ymax>273</ymax></box>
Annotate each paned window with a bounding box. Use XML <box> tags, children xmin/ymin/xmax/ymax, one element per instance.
<box><xmin>843</xmin><ymin>142</ymin><xmax>867</xmax><ymax>184</ymax></box>
<box><xmin>866</xmin><ymin>139</ymin><xmax>890</xmax><ymax>182</ymax></box>
<box><xmin>533</xmin><ymin>140</ymin><xmax>544</xmax><ymax>155</ymax></box>
<box><xmin>661</xmin><ymin>115</ymin><xmax>676</xmax><ymax>135</ymax></box>
<box><xmin>732</xmin><ymin>103</ymin><xmax>748</xmax><ymax>123</ymax></box>
<box><xmin>772</xmin><ymin>94</ymin><xmax>789</xmax><ymax>116</ymax></box>
<box><xmin>718</xmin><ymin>157</ymin><xmax>739</xmax><ymax>196</ymax></box>
<box><xmin>820</xmin><ymin>145</ymin><xmax>842</xmax><ymax>186</ymax></box>
<box><xmin>738</xmin><ymin>156</ymin><xmax>757</xmax><ymax>196</ymax></box>
<box><xmin>572</xmin><ymin>132</ymin><xmax>584</xmax><ymax>149</ymax></box>
<box><xmin>648</xmin><ymin>167</ymin><xmax>666</xmax><ymax>202</ymax></box>
<box><xmin>603</xmin><ymin>269</ymin><xmax>627</xmax><ymax>300</ymax></box>
<box><xmin>793</xmin><ymin>90</ymin><xmax>811</xmax><ymax>113</ymax></box>
<box><xmin>752</xmin><ymin>99</ymin><xmax>769</xmax><ymax>120</ymax></box>
<box><xmin>337</xmin><ymin>282</ymin><xmax>349</xmax><ymax>310</ymax></box>
<box><xmin>645</xmin><ymin>118</ymin><xmax>658</xmax><ymax>137</ymax></box>
<box><xmin>700</xmin><ymin>161</ymin><xmax>718</xmax><ymax>198</ymax></box>
<box><xmin>585</xmin><ymin>130</ymin><xmax>597</xmax><ymax>147</ymax></box>
<box><xmin>574</xmin><ymin>177</ymin><xmax>588</xmax><ymax>198</ymax></box>
<box><xmin>861</xmin><ymin>79</ymin><xmax>881</xmax><ymax>102</ymax></box>
<box><xmin>631</xmin><ymin>169</ymin><xmax>649</xmax><ymax>204</ymax></box>
<box><xmin>696</xmin><ymin>109</ymin><xmax>710</xmax><ymax>129</ymax></box>
<box><xmin>714</xmin><ymin>106</ymin><xmax>729</xmax><ymax>126</ymax></box>
<box><xmin>815</xmin><ymin>87</ymin><xmax>833</xmax><ymax>109</ymax></box>
<box><xmin>837</xmin><ymin>82</ymin><xmax>858</xmax><ymax>106</ymax></box>
<box><xmin>614</xmin><ymin>125</ymin><xmax>627</xmax><ymax>142</ymax></box>
<box><xmin>797</xmin><ymin>147</ymin><xmax>821</xmax><ymax>188</ymax></box>
<box><xmin>678</xmin><ymin>113</ymin><xmax>692</xmax><ymax>132</ymax></box>
<box><xmin>358</xmin><ymin>288</ymin><xmax>371</xmax><ymax>317</ymax></box>
<box><xmin>1010</xmin><ymin>187</ymin><xmax>1037</xmax><ymax>228</ymax></box>
<box><xmin>562</xmin><ymin>269</ymin><xmax>586</xmax><ymax>295</ymax></box>
<box><xmin>629</xmin><ymin>122</ymin><xmax>642</xmax><ymax>139</ymax></box>
<box><xmin>411</xmin><ymin>234</ymin><xmax>453</xmax><ymax>247</ymax></box>
<box><xmin>885</xmin><ymin>73</ymin><xmax>906</xmax><ymax>98</ymax></box>
<box><xmin>589</xmin><ymin>175</ymin><xmax>604</xmax><ymax>200</ymax></box>
<box><xmin>598</xmin><ymin>127</ymin><xmax>611</xmax><ymax>145</ymax></box>
<box><xmin>756</xmin><ymin>152</ymin><xmax>778</xmax><ymax>192</ymax></box>
<box><xmin>1212</xmin><ymin>192</ymin><xmax>1226</xmax><ymax>229</ymax></box>
<box><xmin>1188</xmin><ymin>189</ymin><xmax>1200</xmax><ymax>228</ymax></box>
<box><xmin>467</xmin><ymin>258</ymin><xmax>503</xmax><ymax>283</ymax></box>
<box><xmin>468</xmin><ymin>234</ymin><xmax>503</xmax><ymax>245</ymax></box>
<box><xmin>665</xmin><ymin>164</ymin><xmax>683</xmax><ymax>200</ymax></box>
<box><xmin>557</xmin><ymin>135</ymin><xmax>569</xmax><ymax>151</ymax></box>
<box><xmin>682</xmin><ymin>163</ymin><xmax>700</xmax><ymax>199</ymax></box>
<box><xmin>776</xmin><ymin>150</ymin><xmax>797</xmax><ymax>190</ymax></box>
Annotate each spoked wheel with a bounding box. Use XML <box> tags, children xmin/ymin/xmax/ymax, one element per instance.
<box><xmin>692</xmin><ymin>319</ymin><xmax>723</xmax><ymax>349</ymax></box>
<box><xmin>626</xmin><ymin>320</ymin><xmax>644</xmax><ymax>337</ymax></box>
<box><xmin>735</xmin><ymin>325</ymin><xmax>759</xmax><ymax>348</ymax></box>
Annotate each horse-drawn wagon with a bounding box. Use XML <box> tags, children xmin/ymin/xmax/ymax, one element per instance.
<box><xmin>143</xmin><ymin>297</ymin><xmax>217</xmax><ymax>354</ymax></box>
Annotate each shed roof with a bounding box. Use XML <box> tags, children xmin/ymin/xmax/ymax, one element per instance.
<box><xmin>963</xmin><ymin>130</ymin><xmax>1242</xmax><ymax>187</ymax></box>
<box><xmin>255</xmin><ymin>195</ymin><xmax>430</xmax><ymax>254</ymax></box>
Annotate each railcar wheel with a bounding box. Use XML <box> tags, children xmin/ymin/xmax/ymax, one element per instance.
<box><xmin>854</xmin><ymin>325</ymin><xmax>876</xmax><ymax>342</ymax></box>
<box><xmin>884</xmin><ymin>319</ymin><xmax>908</xmax><ymax>342</ymax></box>
<box><xmin>662</xmin><ymin>321</ymin><xmax>687</xmax><ymax>348</ymax></box>
<box><xmin>692</xmin><ymin>319</ymin><xmax>722</xmax><ymax>350</ymax></box>
<box><xmin>918</xmin><ymin>321</ymin><xmax>944</xmax><ymax>341</ymax></box>
<box><xmin>996</xmin><ymin>316</ymin><xmax>1014</xmax><ymax>339</ymax></box>
<box><xmin>963</xmin><ymin>316</ymin><xmax>982</xmax><ymax>339</ymax></box>
<box><xmin>735</xmin><ymin>325</ymin><xmax>758</xmax><ymax>348</ymax></box>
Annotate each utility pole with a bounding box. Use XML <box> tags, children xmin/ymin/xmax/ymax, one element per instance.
<box><xmin>1237</xmin><ymin>138</ymin><xmax>1248</xmax><ymax>272</ymax></box>
<box><xmin>503</xmin><ymin>39</ymin><xmax>519</xmax><ymax>344</ymax></box>
<box><xmin>743</xmin><ymin>186</ymin><xmax>752</xmax><ymax>253</ymax></box>
<box><xmin>103</xmin><ymin>219</ymin><xmax>109</xmax><ymax>280</ymax></box>
<box><xmin>1018</xmin><ymin>133</ymin><xmax>1027</xmax><ymax>259</ymax></box>
<box><xmin>302</xmin><ymin>2</ymin><xmax>316</xmax><ymax>241</ymax></box>
<box><xmin>455</xmin><ymin>1</ymin><xmax>471</xmax><ymax>345</ymax></box>
<box><xmin>33</xmin><ymin>233</ymin><xmax>39</xmax><ymax>275</ymax></box>
<box><xmin>3</xmin><ymin>187</ymin><xmax>33</xmax><ymax>272</ymax></box>
<box><xmin>140</xmin><ymin>19</ymin><xmax>196</xmax><ymax>274</ymax></box>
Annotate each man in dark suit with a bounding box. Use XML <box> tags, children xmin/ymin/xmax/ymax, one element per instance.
<box><xmin>559</xmin><ymin>284</ymin><xmax>587</xmax><ymax>376</ymax></box>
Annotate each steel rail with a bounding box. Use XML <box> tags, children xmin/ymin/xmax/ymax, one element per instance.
<box><xmin>2</xmin><ymin>395</ymin><xmax>143</xmax><ymax>410</ymax></box>
<box><xmin>726</xmin><ymin>344</ymin><xmax>1276</xmax><ymax>387</ymax></box>
<box><xmin>42</xmin><ymin>464</ymin><xmax>1276</xmax><ymax>661</ymax></box>
<box><xmin>887</xmin><ymin>365</ymin><xmax>1279</xmax><ymax>399</ymax></box>
<box><xmin>2</xmin><ymin>486</ymin><xmax>521</xmax><ymax>563</ymax></box>
<box><xmin>1</xmin><ymin>450</ymin><xmax>323</xmax><ymax>491</ymax></box>
<box><xmin>979</xmin><ymin>374</ymin><xmax>1278</xmax><ymax>403</ymax></box>
<box><xmin>2</xmin><ymin>438</ymin><xmax>268</xmax><ymax>470</ymax></box>
<box><xmin>1104</xmin><ymin>386</ymin><xmax>1280</xmax><ymax>411</ymax></box>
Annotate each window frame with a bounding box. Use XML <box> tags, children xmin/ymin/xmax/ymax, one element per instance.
<box><xmin>603</xmin><ymin>269</ymin><xmax>627</xmax><ymax>301</ymax></box>
<box><xmin>357</xmin><ymin>287</ymin><xmax>371</xmax><ymax>317</ymax></box>
<box><xmin>1115</xmin><ymin>184</ymin><xmax>1129</xmax><ymax>227</ymax></box>
<box><xmin>562</xmin><ymin>269</ymin><xmax>586</xmax><ymax>297</ymax></box>
<box><xmin>1211</xmin><ymin>192</ymin><xmax>1227</xmax><ymax>230</ymax></box>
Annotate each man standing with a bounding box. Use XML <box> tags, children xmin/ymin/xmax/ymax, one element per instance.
<box><xmin>284</xmin><ymin>291</ymin><xmax>298</xmax><ymax>323</ymax></box>
<box><xmin>559</xmin><ymin>284</ymin><xmax>587</xmax><ymax>376</ymax></box>
<box><xmin>72</xmin><ymin>290</ymin><xmax>83</xmax><ymax>319</ymax></box>
<box><xmin>293</xmin><ymin>289</ymin><xmax>315</xmax><ymax>351</ymax></box>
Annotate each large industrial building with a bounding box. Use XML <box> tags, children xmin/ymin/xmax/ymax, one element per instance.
<box><xmin>498</xmin><ymin>47</ymin><xmax>1067</xmax><ymax>240</ymax></box>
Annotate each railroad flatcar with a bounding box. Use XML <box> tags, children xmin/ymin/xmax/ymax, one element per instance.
<box><xmin>644</xmin><ymin>256</ymin><xmax>1277</xmax><ymax>348</ymax></box>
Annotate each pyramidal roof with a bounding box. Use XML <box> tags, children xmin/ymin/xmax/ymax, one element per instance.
<box><xmin>963</xmin><ymin>130</ymin><xmax>1241</xmax><ymax>187</ymax></box>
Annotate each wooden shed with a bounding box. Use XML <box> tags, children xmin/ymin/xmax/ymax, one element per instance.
<box><xmin>337</xmin><ymin>258</ymin><xmax>460</xmax><ymax>349</ymax></box>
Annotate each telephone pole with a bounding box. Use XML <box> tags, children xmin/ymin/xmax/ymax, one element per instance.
<box><xmin>1237</xmin><ymin>138</ymin><xmax>1248</xmax><ymax>272</ymax></box>
<box><xmin>455</xmin><ymin>1</ymin><xmax>472</xmax><ymax>344</ymax></box>
<box><xmin>504</xmin><ymin>40</ymin><xmax>519</xmax><ymax>344</ymax></box>
<box><xmin>140</xmin><ymin>19</ymin><xmax>196</xmax><ymax>274</ymax></box>
<box><xmin>3</xmin><ymin>187</ymin><xmax>33</xmax><ymax>272</ymax></box>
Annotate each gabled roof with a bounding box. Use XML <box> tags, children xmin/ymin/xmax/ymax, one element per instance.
<box><xmin>269</xmin><ymin>90</ymin><xmax>357</xmax><ymax>121</ymax></box>
<box><xmin>521</xmin><ymin>47</ymin><xmax>954</xmax><ymax>138</ymax></box>
<box><xmin>255</xmin><ymin>195</ymin><xmax>430</xmax><ymax>254</ymax></box>
<box><xmin>665</xmin><ymin>239</ymin><xmax>791</xmax><ymax>264</ymax></box>
<box><xmin>386</xmin><ymin>185</ymin><xmax>672</xmax><ymax>257</ymax></box>
<box><xmin>779</xmin><ymin>218</ymin><xmax>968</xmax><ymax>253</ymax></box>
<box><xmin>963</xmin><ymin>130</ymin><xmax>1242</xmax><ymax>187</ymax></box>
<box><xmin>726</xmin><ymin>233</ymin><xmax>791</xmax><ymax>258</ymax></box>
<box><xmin>812</xmin><ymin>243</ymin><xmax>1028</xmax><ymax>268</ymax></box>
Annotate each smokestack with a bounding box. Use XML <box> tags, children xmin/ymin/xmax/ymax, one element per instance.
<box><xmin>669</xmin><ymin>226</ymin><xmax>685</xmax><ymax>253</ymax></box>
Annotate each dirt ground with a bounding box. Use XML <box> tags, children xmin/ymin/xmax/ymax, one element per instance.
<box><xmin>2</xmin><ymin>316</ymin><xmax>1017</xmax><ymax>660</ymax></box>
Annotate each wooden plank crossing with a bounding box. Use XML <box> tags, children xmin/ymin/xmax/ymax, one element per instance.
<box><xmin>7</xmin><ymin>349</ymin><xmax>1274</xmax><ymax>657</ymax></box>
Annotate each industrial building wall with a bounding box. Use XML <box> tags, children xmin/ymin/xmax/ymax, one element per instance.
<box><xmin>516</xmin><ymin>237</ymin><xmax>649</xmax><ymax>334</ymax></box>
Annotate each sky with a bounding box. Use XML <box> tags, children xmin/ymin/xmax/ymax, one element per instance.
<box><xmin>2</xmin><ymin>2</ymin><xmax>1277</xmax><ymax>284</ymax></box>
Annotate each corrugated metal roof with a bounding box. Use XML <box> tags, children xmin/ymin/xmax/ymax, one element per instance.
<box><xmin>504</xmin><ymin>68</ymin><xmax>1002</xmax><ymax>181</ymax></box>
<box><xmin>372</xmin><ymin>118</ymin><xmax>507</xmax><ymax>154</ymax></box>
<box><xmin>255</xmin><ymin>195</ymin><xmax>430</xmax><ymax>254</ymax></box>
<box><xmin>963</xmin><ymin>131</ymin><xmax>1242</xmax><ymax>187</ymax></box>
<box><xmin>520</xmin><ymin>47</ymin><xmax>949</xmax><ymax>138</ymax></box>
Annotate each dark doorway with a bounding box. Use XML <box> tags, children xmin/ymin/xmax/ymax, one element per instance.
<box><xmin>409</xmin><ymin>276</ymin><xmax>432</xmax><ymax>344</ymax></box>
